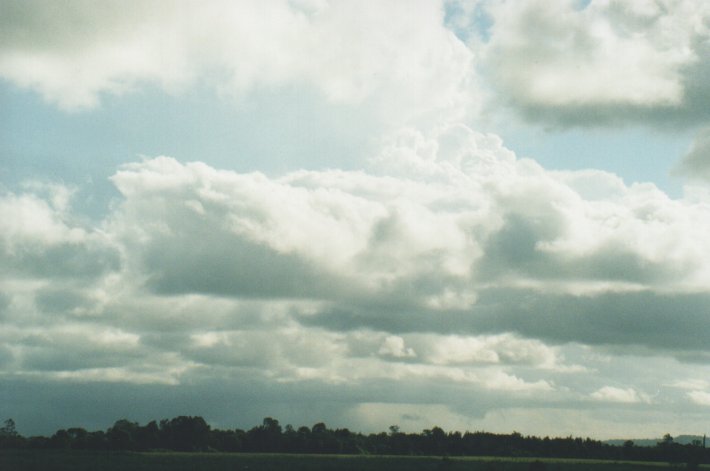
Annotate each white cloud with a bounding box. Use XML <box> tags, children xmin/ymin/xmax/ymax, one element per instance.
<box><xmin>475</xmin><ymin>0</ymin><xmax>710</xmax><ymax>124</ymax></box>
<box><xmin>0</xmin><ymin>0</ymin><xmax>475</xmax><ymax>125</ymax></box>
<box><xmin>668</xmin><ymin>379</ymin><xmax>710</xmax><ymax>390</ymax></box>
<box><xmin>415</xmin><ymin>333</ymin><xmax>561</xmax><ymax>369</ymax></box>
<box><xmin>0</xmin><ymin>188</ymin><xmax>119</xmax><ymax>280</ymax></box>
<box><xmin>591</xmin><ymin>386</ymin><xmax>650</xmax><ymax>404</ymax></box>
<box><xmin>0</xmin><ymin>192</ymin><xmax>85</xmax><ymax>249</ymax></box>
<box><xmin>378</xmin><ymin>336</ymin><xmax>416</xmax><ymax>359</ymax></box>
<box><xmin>687</xmin><ymin>390</ymin><xmax>710</xmax><ymax>406</ymax></box>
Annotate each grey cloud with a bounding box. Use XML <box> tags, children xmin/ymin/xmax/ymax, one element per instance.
<box><xmin>0</xmin><ymin>375</ymin><xmax>304</xmax><ymax>435</ymax></box>
<box><xmin>302</xmin><ymin>289</ymin><xmax>710</xmax><ymax>356</ymax></box>
<box><xmin>298</xmin><ymin>303</ymin><xmax>458</xmax><ymax>335</ymax></box>
<box><xmin>478</xmin><ymin>0</ymin><xmax>710</xmax><ymax>128</ymax></box>
<box><xmin>675</xmin><ymin>127</ymin><xmax>710</xmax><ymax>180</ymax></box>
<box><xmin>506</xmin><ymin>93</ymin><xmax>710</xmax><ymax>129</ymax></box>
<box><xmin>19</xmin><ymin>347</ymin><xmax>139</xmax><ymax>372</ymax></box>
<box><xmin>473</xmin><ymin>290</ymin><xmax>710</xmax><ymax>353</ymax></box>
<box><xmin>109</xmin><ymin>297</ymin><xmax>295</xmax><ymax>336</ymax></box>
<box><xmin>0</xmin><ymin>291</ymin><xmax>9</xmax><ymax>321</ymax></box>
<box><xmin>675</xmin><ymin>28</ymin><xmax>710</xmax><ymax>125</ymax></box>
<box><xmin>16</xmin><ymin>332</ymin><xmax>146</xmax><ymax>372</ymax></box>
<box><xmin>143</xmin><ymin>230</ymin><xmax>350</xmax><ymax>300</ymax></box>
<box><xmin>0</xmin><ymin>345</ymin><xmax>12</xmax><ymax>367</ymax></box>
<box><xmin>476</xmin><ymin>212</ymin><xmax>680</xmax><ymax>285</ymax></box>
<box><xmin>0</xmin><ymin>375</ymin><xmax>403</xmax><ymax>435</ymax></box>
<box><xmin>34</xmin><ymin>288</ymin><xmax>90</xmax><ymax>315</ymax></box>
<box><xmin>4</xmin><ymin>365</ymin><xmax>692</xmax><ymax>439</ymax></box>
<box><xmin>0</xmin><ymin>372</ymin><xmax>561</xmax><ymax>436</ymax></box>
<box><xmin>185</xmin><ymin>344</ymin><xmax>273</xmax><ymax>369</ymax></box>
<box><xmin>505</xmin><ymin>101</ymin><xmax>708</xmax><ymax>129</ymax></box>
<box><xmin>138</xmin><ymin>332</ymin><xmax>193</xmax><ymax>352</ymax></box>
<box><xmin>0</xmin><ymin>0</ymin><xmax>130</xmax><ymax>50</ymax></box>
<box><xmin>1</xmin><ymin>242</ymin><xmax>120</xmax><ymax>280</ymax></box>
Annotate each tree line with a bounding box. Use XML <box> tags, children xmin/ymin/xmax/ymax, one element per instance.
<box><xmin>0</xmin><ymin>416</ymin><xmax>707</xmax><ymax>465</ymax></box>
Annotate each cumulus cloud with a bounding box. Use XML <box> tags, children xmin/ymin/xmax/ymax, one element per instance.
<box><xmin>72</xmin><ymin>126</ymin><xmax>710</xmax><ymax>361</ymax></box>
<box><xmin>0</xmin><ymin>0</ymin><xmax>474</xmax><ymax>125</ymax></box>
<box><xmin>3</xmin><ymin>122</ymin><xmax>710</xmax><ymax>434</ymax></box>
<box><xmin>5</xmin><ymin>0</ymin><xmax>710</xmax><ymax>439</ymax></box>
<box><xmin>5</xmin><ymin>0</ymin><xmax>710</xmax><ymax>133</ymax></box>
<box><xmin>0</xmin><ymin>186</ymin><xmax>119</xmax><ymax>279</ymax></box>
<box><xmin>475</xmin><ymin>0</ymin><xmax>710</xmax><ymax>125</ymax></box>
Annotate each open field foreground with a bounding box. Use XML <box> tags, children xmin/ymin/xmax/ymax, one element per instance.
<box><xmin>2</xmin><ymin>450</ymin><xmax>706</xmax><ymax>471</ymax></box>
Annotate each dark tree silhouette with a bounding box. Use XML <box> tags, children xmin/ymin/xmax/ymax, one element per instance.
<box><xmin>1</xmin><ymin>414</ymin><xmax>708</xmax><ymax>467</ymax></box>
<box><xmin>159</xmin><ymin>416</ymin><xmax>210</xmax><ymax>451</ymax></box>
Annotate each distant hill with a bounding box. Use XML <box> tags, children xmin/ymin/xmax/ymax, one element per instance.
<box><xmin>605</xmin><ymin>435</ymin><xmax>706</xmax><ymax>447</ymax></box>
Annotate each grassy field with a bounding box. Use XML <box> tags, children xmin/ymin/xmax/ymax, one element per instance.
<box><xmin>1</xmin><ymin>450</ymin><xmax>706</xmax><ymax>471</ymax></box>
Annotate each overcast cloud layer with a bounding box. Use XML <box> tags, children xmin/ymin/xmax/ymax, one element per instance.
<box><xmin>2</xmin><ymin>0</ymin><xmax>710</xmax><ymax>439</ymax></box>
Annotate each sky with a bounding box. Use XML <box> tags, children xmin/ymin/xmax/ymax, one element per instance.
<box><xmin>2</xmin><ymin>0</ymin><xmax>710</xmax><ymax>440</ymax></box>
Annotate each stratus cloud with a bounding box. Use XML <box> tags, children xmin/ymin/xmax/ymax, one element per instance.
<box><xmin>0</xmin><ymin>0</ymin><xmax>474</xmax><ymax>124</ymax></box>
<box><xmin>477</xmin><ymin>0</ymin><xmax>710</xmax><ymax>125</ymax></box>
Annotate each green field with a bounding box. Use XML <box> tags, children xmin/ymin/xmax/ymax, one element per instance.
<box><xmin>1</xmin><ymin>450</ymin><xmax>705</xmax><ymax>471</ymax></box>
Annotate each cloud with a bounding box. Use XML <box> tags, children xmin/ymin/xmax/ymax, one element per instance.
<box><xmin>591</xmin><ymin>386</ymin><xmax>650</xmax><ymax>404</ymax></box>
<box><xmin>94</xmin><ymin>126</ymin><xmax>710</xmax><ymax>361</ymax></box>
<box><xmin>378</xmin><ymin>336</ymin><xmax>416</xmax><ymax>359</ymax></box>
<box><xmin>475</xmin><ymin>0</ymin><xmax>710</xmax><ymax>126</ymax></box>
<box><xmin>0</xmin><ymin>188</ymin><xmax>119</xmax><ymax>279</ymax></box>
<box><xmin>408</xmin><ymin>333</ymin><xmax>560</xmax><ymax>368</ymax></box>
<box><xmin>5</xmin><ymin>0</ymin><xmax>709</xmax><ymax>133</ymax></box>
<box><xmin>687</xmin><ymin>390</ymin><xmax>710</xmax><ymax>406</ymax></box>
<box><xmin>668</xmin><ymin>379</ymin><xmax>710</xmax><ymax>390</ymax></box>
<box><xmin>3</xmin><ymin>123</ymin><xmax>710</xmax><ymax>435</ymax></box>
<box><xmin>675</xmin><ymin>127</ymin><xmax>710</xmax><ymax>180</ymax></box>
<box><xmin>0</xmin><ymin>0</ymin><xmax>474</xmax><ymax>125</ymax></box>
<box><xmin>4</xmin><ymin>0</ymin><xmax>710</xmax><ymax>440</ymax></box>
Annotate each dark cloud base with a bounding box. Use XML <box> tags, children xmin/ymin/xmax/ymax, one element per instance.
<box><xmin>303</xmin><ymin>290</ymin><xmax>710</xmax><ymax>356</ymax></box>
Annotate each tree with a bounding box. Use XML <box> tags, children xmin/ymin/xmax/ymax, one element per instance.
<box><xmin>107</xmin><ymin>420</ymin><xmax>140</xmax><ymax>450</ymax></box>
<box><xmin>0</xmin><ymin>418</ymin><xmax>24</xmax><ymax>449</ymax></box>
<box><xmin>66</xmin><ymin>428</ymin><xmax>88</xmax><ymax>449</ymax></box>
<box><xmin>135</xmin><ymin>420</ymin><xmax>160</xmax><ymax>450</ymax></box>
<box><xmin>160</xmin><ymin>416</ymin><xmax>211</xmax><ymax>451</ymax></box>
<box><xmin>0</xmin><ymin>419</ymin><xmax>17</xmax><ymax>437</ymax></box>
<box><xmin>260</xmin><ymin>417</ymin><xmax>283</xmax><ymax>451</ymax></box>
<box><xmin>622</xmin><ymin>440</ymin><xmax>636</xmax><ymax>460</ymax></box>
